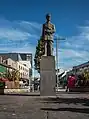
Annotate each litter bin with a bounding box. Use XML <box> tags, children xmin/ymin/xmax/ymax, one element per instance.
<box><xmin>0</xmin><ymin>82</ymin><xmax>5</xmax><ymax>94</ymax></box>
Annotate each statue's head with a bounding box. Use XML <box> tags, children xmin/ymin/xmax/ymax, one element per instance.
<box><xmin>46</xmin><ymin>13</ymin><xmax>51</xmax><ymax>22</ymax></box>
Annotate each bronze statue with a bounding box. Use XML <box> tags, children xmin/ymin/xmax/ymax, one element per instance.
<box><xmin>42</xmin><ymin>13</ymin><xmax>55</xmax><ymax>56</ymax></box>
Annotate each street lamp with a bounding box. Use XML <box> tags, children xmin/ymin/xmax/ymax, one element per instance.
<box><xmin>54</xmin><ymin>36</ymin><xmax>65</xmax><ymax>90</ymax></box>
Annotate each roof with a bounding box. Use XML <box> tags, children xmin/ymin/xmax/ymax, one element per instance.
<box><xmin>73</xmin><ymin>61</ymin><xmax>89</xmax><ymax>70</ymax></box>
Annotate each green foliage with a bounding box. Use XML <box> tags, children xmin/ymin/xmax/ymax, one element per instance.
<box><xmin>34</xmin><ymin>36</ymin><xmax>45</xmax><ymax>73</ymax></box>
<box><xmin>4</xmin><ymin>69</ymin><xmax>20</xmax><ymax>81</ymax></box>
<box><xmin>12</xmin><ymin>70</ymin><xmax>20</xmax><ymax>81</ymax></box>
<box><xmin>76</xmin><ymin>69</ymin><xmax>89</xmax><ymax>87</ymax></box>
<box><xmin>83</xmin><ymin>69</ymin><xmax>89</xmax><ymax>80</ymax></box>
<box><xmin>3</xmin><ymin>70</ymin><xmax>12</xmax><ymax>81</ymax></box>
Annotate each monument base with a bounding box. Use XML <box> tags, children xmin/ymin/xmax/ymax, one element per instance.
<box><xmin>40</xmin><ymin>56</ymin><xmax>56</xmax><ymax>96</ymax></box>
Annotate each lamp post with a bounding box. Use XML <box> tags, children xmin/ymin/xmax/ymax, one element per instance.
<box><xmin>54</xmin><ymin>36</ymin><xmax>65</xmax><ymax>90</ymax></box>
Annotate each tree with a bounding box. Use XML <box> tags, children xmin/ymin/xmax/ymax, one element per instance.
<box><xmin>4</xmin><ymin>69</ymin><xmax>20</xmax><ymax>81</ymax></box>
<box><xmin>83</xmin><ymin>69</ymin><xmax>89</xmax><ymax>80</ymax></box>
<box><xmin>3</xmin><ymin>70</ymin><xmax>12</xmax><ymax>81</ymax></box>
<box><xmin>83</xmin><ymin>69</ymin><xmax>89</xmax><ymax>86</ymax></box>
<box><xmin>12</xmin><ymin>70</ymin><xmax>20</xmax><ymax>81</ymax></box>
<box><xmin>0</xmin><ymin>72</ymin><xmax>4</xmax><ymax>78</ymax></box>
<box><xmin>34</xmin><ymin>36</ymin><xmax>45</xmax><ymax>73</ymax></box>
<box><xmin>76</xmin><ymin>69</ymin><xmax>89</xmax><ymax>87</ymax></box>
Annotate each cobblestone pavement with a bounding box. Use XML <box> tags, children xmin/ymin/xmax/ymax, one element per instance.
<box><xmin>0</xmin><ymin>94</ymin><xmax>89</xmax><ymax>119</ymax></box>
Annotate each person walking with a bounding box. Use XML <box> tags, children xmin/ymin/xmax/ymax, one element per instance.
<box><xmin>66</xmin><ymin>74</ymin><xmax>76</xmax><ymax>92</ymax></box>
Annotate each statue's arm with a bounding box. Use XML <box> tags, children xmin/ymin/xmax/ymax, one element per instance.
<box><xmin>52</xmin><ymin>24</ymin><xmax>56</xmax><ymax>33</ymax></box>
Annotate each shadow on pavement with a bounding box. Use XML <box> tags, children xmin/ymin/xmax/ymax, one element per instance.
<box><xmin>41</xmin><ymin>107</ymin><xmax>89</xmax><ymax>114</ymax></box>
<box><xmin>41</xmin><ymin>97</ymin><xmax>89</xmax><ymax>106</ymax></box>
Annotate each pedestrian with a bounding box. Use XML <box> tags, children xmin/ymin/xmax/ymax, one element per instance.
<box><xmin>66</xmin><ymin>74</ymin><xmax>76</xmax><ymax>92</ymax></box>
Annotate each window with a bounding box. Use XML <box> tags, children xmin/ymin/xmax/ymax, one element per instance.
<box><xmin>23</xmin><ymin>64</ymin><xmax>26</xmax><ymax>66</ymax></box>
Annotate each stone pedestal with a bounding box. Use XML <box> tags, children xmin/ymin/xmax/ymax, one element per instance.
<box><xmin>40</xmin><ymin>56</ymin><xmax>56</xmax><ymax>96</ymax></box>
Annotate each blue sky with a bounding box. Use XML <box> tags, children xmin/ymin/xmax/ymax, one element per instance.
<box><xmin>0</xmin><ymin>0</ymin><xmax>89</xmax><ymax>75</ymax></box>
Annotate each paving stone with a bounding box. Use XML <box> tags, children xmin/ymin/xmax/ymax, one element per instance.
<box><xmin>0</xmin><ymin>95</ymin><xmax>89</xmax><ymax>119</ymax></box>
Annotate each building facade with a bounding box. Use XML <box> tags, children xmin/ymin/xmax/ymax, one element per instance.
<box><xmin>1</xmin><ymin>57</ymin><xmax>29</xmax><ymax>80</ymax></box>
<box><xmin>0</xmin><ymin>53</ymin><xmax>32</xmax><ymax>77</ymax></box>
<box><xmin>73</xmin><ymin>61</ymin><xmax>89</xmax><ymax>73</ymax></box>
<box><xmin>16</xmin><ymin>61</ymin><xmax>29</xmax><ymax>80</ymax></box>
<box><xmin>3</xmin><ymin>58</ymin><xmax>17</xmax><ymax>70</ymax></box>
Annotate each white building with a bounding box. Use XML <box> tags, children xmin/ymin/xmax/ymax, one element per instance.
<box><xmin>1</xmin><ymin>57</ymin><xmax>16</xmax><ymax>72</ymax></box>
<box><xmin>4</xmin><ymin>58</ymin><xmax>17</xmax><ymax>69</ymax></box>
<box><xmin>0</xmin><ymin>53</ymin><xmax>32</xmax><ymax>77</ymax></box>
<box><xmin>19</xmin><ymin>61</ymin><xmax>31</xmax><ymax>69</ymax></box>
<box><xmin>16</xmin><ymin>61</ymin><xmax>29</xmax><ymax>80</ymax></box>
<box><xmin>2</xmin><ymin>57</ymin><xmax>29</xmax><ymax>80</ymax></box>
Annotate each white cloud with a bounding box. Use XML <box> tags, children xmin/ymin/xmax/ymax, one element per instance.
<box><xmin>62</xmin><ymin>49</ymin><xmax>89</xmax><ymax>60</ymax></box>
<box><xmin>0</xmin><ymin>18</ymin><xmax>41</xmax><ymax>59</ymax></box>
<box><xmin>53</xmin><ymin>23</ymin><xmax>89</xmax><ymax>70</ymax></box>
<box><xmin>0</xmin><ymin>18</ymin><xmax>41</xmax><ymax>41</ymax></box>
<box><xmin>77</xmin><ymin>26</ymin><xmax>89</xmax><ymax>41</ymax></box>
<box><xmin>20</xmin><ymin>21</ymin><xmax>41</xmax><ymax>30</ymax></box>
<box><xmin>54</xmin><ymin>48</ymin><xmax>88</xmax><ymax>60</ymax></box>
<box><xmin>0</xmin><ymin>28</ymin><xmax>31</xmax><ymax>40</ymax></box>
<box><xmin>0</xmin><ymin>43</ymin><xmax>36</xmax><ymax>54</ymax></box>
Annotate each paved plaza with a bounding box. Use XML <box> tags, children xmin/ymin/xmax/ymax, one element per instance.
<box><xmin>0</xmin><ymin>93</ymin><xmax>89</xmax><ymax>119</ymax></box>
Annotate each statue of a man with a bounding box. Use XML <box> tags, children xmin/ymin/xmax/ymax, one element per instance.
<box><xmin>42</xmin><ymin>13</ymin><xmax>55</xmax><ymax>56</ymax></box>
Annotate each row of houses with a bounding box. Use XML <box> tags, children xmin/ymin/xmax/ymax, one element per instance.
<box><xmin>0</xmin><ymin>53</ymin><xmax>32</xmax><ymax>88</ymax></box>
